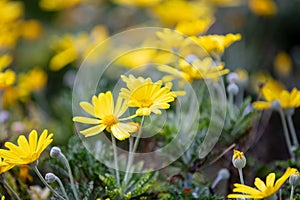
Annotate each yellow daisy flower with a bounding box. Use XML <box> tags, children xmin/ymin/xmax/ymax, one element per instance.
<box><xmin>73</xmin><ymin>91</ymin><xmax>137</xmax><ymax>140</ymax></box>
<box><xmin>248</xmin><ymin>0</ymin><xmax>277</xmax><ymax>16</ymax></box>
<box><xmin>119</xmin><ymin>75</ymin><xmax>185</xmax><ymax>116</ymax></box>
<box><xmin>228</xmin><ymin>168</ymin><xmax>297</xmax><ymax>199</ymax></box>
<box><xmin>191</xmin><ymin>33</ymin><xmax>241</xmax><ymax>57</ymax></box>
<box><xmin>253</xmin><ymin>85</ymin><xmax>300</xmax><ymax>110</ymax></box>
<box><xmin>0</xmin><ymin>129</ymin><xmax>53</xmax><ymax>165</ymax></box>
<box><xmin>158</xmin><ymin>57</ymin><xmax>229</xmax><ymax>84</ymax></box>
<box><xmin>175</xmin><ymin>18</ymin><xmax>215</xmax><ymax>36</ymax></box>
<box><xmin>0</xmin><ymin>69</ymin><xmax>16</xmax><ymax>90</ymax></box>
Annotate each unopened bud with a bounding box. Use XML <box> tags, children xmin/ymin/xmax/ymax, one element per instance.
<box><xmin>227</xmin><ymin>83</ymin><xmax>239</xmax><ymax>95</ymax></box>
<box><xmin>212</xmin><ymin>168</ymin><xmax>230</xmax><ymax>189</ymax></box>
<box><xmin>271</xmin><ymin>100</ymin><xmax>281</xmax><ymax>111</ymax></box>
<box><xmin>289</xmin><ymin>171</ymin><xmax>300</xmax><ymax>187</ymax></box>
<box><xmin>50</xmin><ymin>146</ymin><xmax>62</xmax><ymax>159</ymax></box>
<box><xmin>45</xmin><ymin>173</ymin><xmax>57</xmax><ymax>183</ymax></box>
<box><xmin>227</xmin><ymin>72</ymin><xmax>239</xmax><ymax>83</ymax></box>
<box><xmin>232</xmin><ymin>150</ymin><xmax>246</xmax><ymax>169</ymax></box>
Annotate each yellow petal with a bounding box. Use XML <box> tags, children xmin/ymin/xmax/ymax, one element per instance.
<box><xmin>80</xmin><ymin>101</ymin><xmax>95</xmax><ymax>116</ymax></box>
<box><xmin>80</xmin><ymin>125</ymin><xmax>106</xmax><ymax>137</ymax></box>
<box><xmin>252</xmin><ymin>101</ymin><xmax>271</xmax><ymax>110</ymax></box>
<box><xmin>29</xmin><ymin>130</ymin><xmax>38</xmax><ymax>153</ymax></box>
<box><xmin>254</xmin><ymin>177</ymin><xmax>266</xmax><ymax>191</ymax></box>
<box><xmin>73</xmin><ymin>116</ymin><xmax>101</xmax><ymax>124</ymax></box>
<box><xmin>266</xmin><ymin>173</ymin><xmax>275</xmax><ymax>187</ymax></box>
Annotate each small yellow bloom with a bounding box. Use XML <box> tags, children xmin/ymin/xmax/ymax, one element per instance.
<box><xmin>1</xmin><ymin>195</ymin><xmax>4</xmax><ymax>200</ymax></box>
<box><xmin>21</xmin><ymin>20</ymin><xmax>43</xmax><ymax>40</ymax></box>
<box><xmin>18</xmin><ymin>68</ymin><xmax>47</xmax><ymax>92</ymax></box>
<box><xmin>0</xmin><ymin>69</ymin><xmax>16</xmax><ymax>90</ymax></box>
<box><xmin>0</xmin><ymin>129</ymin><xmax>53</xmax><ymax>165</ymax></box>
<box><xmin>253</xmin><ymin>85</ymin><xmax>300</xmax><ymax>110</ymax></box>
<box><xmin>19</xmin><ymin>165</ymin><xmax>33</xmax><ymax>182</ymax></box>
<box><xmin>249</xmin><ymin>0</ymin><xmax>277</xmax><ymax>16</ymax></box>
<box><xmin>191</xmin><ymin>33</ymin><xmax>242</xmax><ymax>57</ymax></box>
<box><xmin>274</xmin><ymin>51</ymin><xmax>292</xmax><ymax>76</ymax></box>
<box><xmin>228</xmin><ymin>168</ymin><xmax>297</xmax><ymax>199</ymax></box>
<box><xmin>73</xmin><ymin>91</ymin><xmax>137</xmax><ymax>140</ymax></box>
<box><xmin>119</xmin><ymin>75</ymin><xmax>185</xmax><ymax>116</ymax></box>
<box><xmin>50</xmin><ymin>26</ymin><xmax>108</xmax><ymax>71</ymax></box>
<box><xmin>158</xmin><ymin>57</ymin><xmax>229</xmax><ymax>84</ymax></box>
<box><xmin>175</xmin><ymin>18</ymin><xmax>215</xmax><ymax>36</ymax></box>
<box><xmin>152</xmin><ymin>0</ymin><xmax>213</xmax><ymax>26</ymax></box>
<box><xmin>156</xmin><ymin>29</ymin><xmax>192</xmax><ymax>51</ymax></box>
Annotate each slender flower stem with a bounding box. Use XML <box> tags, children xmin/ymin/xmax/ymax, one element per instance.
<box><xmin>1</xmin><ymin>174</ymin><xmax>21</xmax><ymax>200</ymax></box>
<box><xmin>59</xmin><ymin>154</ymin><xmax>79</xmax><ymax>200</ymax></box>
<box><xmin>278</xmin><ymin>109</ymin><xmax>295</xmax><ymax>160</ymax></box>
<box><xmin>290</xmin><ymin>185</ymin><xmax>295</xmax><ymax>200</ymax></box>
<box><xmin>111</xmin><ymin>135</ymin><xmax>120</xmax><ymax>187</ymax></box>
<box><xmin>238</xmin><ymin>168</ymin><xmax>244</xmax><ymax>185</ymax></box>
<box><xmin>286</xmin><ymin>114</ymin><xmax>299</xmax><ymax>147</ymax></box>
<box><xmin>123</xmin><ymin>116</ymin><xmax>145</xmax><ymax>185</ymax></box>
<box><xmin>33</xmin><ymin>165</ymin><xmax>65</xmax><ymax>200</ymax></box>
<box><xmin>55</xmin><ymin>176</ymin><xmax>69</xmax><ymax>200</ymax></box>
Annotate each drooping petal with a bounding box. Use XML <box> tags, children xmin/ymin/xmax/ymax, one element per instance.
<box><xmin>80</xmin><ymin>125</ymin><xmax>106</xmax><ymax>137</ymax></box>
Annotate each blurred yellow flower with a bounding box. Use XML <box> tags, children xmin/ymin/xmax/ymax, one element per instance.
<box><xmin>152</xmin><ymin>0</ymin><xmax>213</xmax><ymax>26</ymax></box>
<box><xmin>114</xmin><ymin>0</ymin><xmax>161</xmax><ymax>7</ymax></box>
<box><xmin>18</xmin><ymin>68</ymin><xmax>47</xmax><ymax>92</ymax></box>
<box><xmin>50</xmin><ymin>25</ymin><xmax>108</xmax><ymax>71</ymax></box>
<box><xmin>253</xmin><ymin>85</ymin><xmax>300</xmax><ymax>110</ymax></box>
<box><xmin>0</xmin><ymin>54</ymin><xmax>12</xmax><ymax>71</ymax></box>
<box><xmin>249</xmin><ymin>0</ymin><xmax>277</xmax><ymax>16</ymax></box>
<box><xmin>0</xmin><ymin>158</ymin><xmax>15</xmax><ymax>174</ymax></box>
<box><xmin>0</xmin><ymin>0</ymin><xmax>24</xmax><ymax>48</ymax></box>
<box><xmin>156</xmin><ymin>29</ymin><xmax>192</xmax><ymax>51</ymax></box>
<box><xmin>21</xmin><ymin>20</ymin><xmax>43</xmax><ymax>40</ymax></box>
<box><xmin>191</xmin><ymin>33</ymin><xmax>242</xmax><ymax>57</ymax></box>
<box><xmin>73</xmin><ymin>91</ymin><xmax>137</xmax><ymax>140</ymax></box>
<box><xmin>39</xmin><ymin>0</ymin><xmax>82</xmax><ymax>11</ymax></box>
<box><xmin>250</xmin><ymin>73</ymin><xmax>284</xmax><ymax>93</ymax></box>
<box><xmin>228</xmin><ymin>168</ymin><xmax>297</xmax><ymax>199</ymax></box>
<box><xmin>0</xmin><ymin>69</ymin><xmax>16</xmax><ymax>90</ymax></box>
<box><xmin>274</xmin><ymin>51</ymin><xmax>292</xmax><ymax>76</ymax></box>
<box><xmin>0</xmin><ymin>129</ymin><xmax>53</xmax><ymax>165</ymax></box>
<box><xmin>158</xmin><ymin>57</ymin><xmax>229</xmax><ymax>84</ymax></box>
<box><xmin>119</xmin><ymin>75</ymin><xmax>185</xmax><ymax>116</ymax></box>
<box><xmin>175</xmin><ymin>18</ymin><xmax>215</xmax><ymax>36</ymax></box>
<box><xmin>1</xmin><ymin>196</ymin><xmax>4</xmax><ymax>200</ymax></box>
<box><xmin>19</xmin><ymin>165</ymin><xmax>33</xmax><ymax>182</ymax></box>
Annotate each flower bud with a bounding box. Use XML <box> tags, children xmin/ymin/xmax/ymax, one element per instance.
<box><xmin>227</xmin><ymin>72</ymin><xmax>239</xmax><ymax>83</ymax></box>
<box><xmin>50</xmin><ymin>146</ymin><xmax>62</xmax><ymax>159</ymax></box>
<box><xmin>271</xmin><ymin>100</ymin><xmax>281</xmax><ymax>111</ymax></box>
<box><xmin>289</xmin><ymin>171</ymin><xmax>300</xmax><ymax>187</ymax></box>
<box><xmin>232</xmin><ymin>149</ymin><xmax>246</xmax><ymax>169</ymax></box>
<box><xmin>45</xmin><ymin>173</ymin><xmax>57</xmax><ymax>183</ymax></box>
<box><xmin>212</xmin><ymin>168</ymin><xmax>230</xmax><ymax>189</ymax></box>
<box><xmin>227</xmin><ymin>83</ymin><xmax>239</xmax><ymax>95</ymax></box>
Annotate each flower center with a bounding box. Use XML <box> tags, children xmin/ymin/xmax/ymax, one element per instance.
<box><xmin>140</xmin><ymin>98</ymin><xmax>153</xmax><ymax>108</ymax></box>
<box><xmin>102</xmin><ymin>115</ymin><xmax>118</xmax><ymax>126</ymax></box>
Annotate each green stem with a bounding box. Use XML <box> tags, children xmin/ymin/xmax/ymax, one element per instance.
<box><xmin>238</xmin><ymin>168</ymin><xmax>244</xmax><ymax>185</ymax></box>
<box><xmin>111</xmin><ymin>135</ymin><xmax>120</xmax><ymax>187</ymax></box>
<box><xmin>55</xmin><ymin>176</ymin><xmax>69</xmax><ymax>200</ymax></box>
<box><xmin>1</xmin><ymin>175</ymin><xmax>21</xmax><ymax>200</ymax></box>
<box><xmin>290</xmin><ymin>185</ymin><xmax>294</xmax><ymax>200</ymax></box>
<box><xmin>60</xmin><ymin>154</ymin><xmax>79</xmax><ymax>200</ymax></box>
<box><xmin>286</xmin><ymin>114</ymin><xmax>299</xmax><ymax>147</ymax></box>
<box><xmin>278</xmin><ymin>109</ymin><xmax>295</xmax><ymax>160</ymax></box>
<box><xmin>33</xmin><ymin>165</ymin><xmax>65</xmax><ymax>200</ymax></box>
<box><xmin>123</xmin><ymin>116</ymin><xmax>145</xmax><ymax>185</ymax></box>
